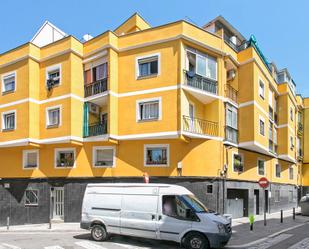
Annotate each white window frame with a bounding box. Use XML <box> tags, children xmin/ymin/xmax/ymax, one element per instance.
<box><xmin>54</xmin><ymin>148</ymin><xmax>76</xmax><ymax>168</ymax></box>
<box><xmin>136</xmin><ymin>53</ymin><xmax>160</xmax><ymax>79</ymax></box>
<box><xmin>46</xmin><ymin>64</ymin><xmax>62</xmax><ymax>87</ymax></box>
<box><xmin>258</xmin><ymin>77</ymin><xmax>265</xmax><ymax>99</ymax></box>
<box><xmin>23</xmin><ymin>150</ymin><xmax>39</xmax><ymax>169</ymax></box>
<box><xmin>1</xmin><ymin>110</ymin><xmax>16</xmax><ymax>131</ymax></box>
<box><xmin>232</xmin><ymin>152</ymin><xmax>244</xmax><ymax>173</ymax></box>
<box><xmin>46</xmin><ymin>105</ymin><xmax>62</xmax><ymax>128</ymax></box>
<box><xmin>25</xmin><ymin>189</ymin><xmax>39</xmax><ymax>206</ymax></box>
<box><xmin>92</xmin><ymin>146</ymin><xmax>116</xmax><ymax>168</ymax></box>
<box><xmin>144</xmin><ymin>144</ymin><xmax>170</xmax><ymax>167</ymax></box>
<box><xmin>1</xmin><ymin>71</ymin><xmax>16</xmax><ymax>94</ymax></box>
<box><xmin>259</xmin><ymin>115</ymin><xmax>265</xmax><ymax>136</ymax></box>
<box><xmin>136</xmin><ymin>97</ymin><xmax>162</xmax><ymax>122</ymax></box>
<box><xmin>257</xmin><ymin>159</ymin><xmax>265</xmax><ymax>176</ymax></box>
<box><xmin>185</xmin><ymin>48</ymin><xmax>218</xmax><ymax>81</ymax></box>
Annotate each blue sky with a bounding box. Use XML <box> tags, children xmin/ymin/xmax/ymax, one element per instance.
<box><xmin>1</xmin><ymin>0</ymin><xmax>308</xmax><ymax>95</ymax></box>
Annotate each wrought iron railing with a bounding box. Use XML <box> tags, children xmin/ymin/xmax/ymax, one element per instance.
<box><xmin>225</xmin><ymin>84</ymin><xmax>238</xmax><ymax>103</ymax></box>
<box><xmin>84</xmin><ymin>78</ymin><xmax>108</xmax><ymax>97</ymax></box>
<box><xmin>298</xmin><ymin>122</ymin><xmax>303</xmax><ymax>133</ymax></box>
<box><xmin>183</xmin><ymin>115</ymin><xmax>218</xmax><ymax>137</ymax></box>
<box><xmin>184</xmin><ymin>71</ymin><xmax>218</xmax><ymax>95</ymax></box>
<box><xmin>225</xmin><ymin>126</ymin><xmax>238</xmax><ymax>144</ymax></box>
<box><xmin>85</xmin><ymin>120</ymin><xmax>108</xmax><ymax>137</ymax></box>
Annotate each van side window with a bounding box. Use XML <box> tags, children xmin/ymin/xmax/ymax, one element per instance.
<box><xmin>162</xmin><ymin>195</ymin><xmax>190</xmax><ymax>220</ymax></box>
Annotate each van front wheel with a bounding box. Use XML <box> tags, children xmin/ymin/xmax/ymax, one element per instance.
<box><xmin>183</xmin><ymin>232</ymin><xmax>209</xmax><ymax>249</ymax></box>
<box><xmin>91</xmin><ymin>225</ymin><xmax>108</xmax><ymax>241</ymax></box>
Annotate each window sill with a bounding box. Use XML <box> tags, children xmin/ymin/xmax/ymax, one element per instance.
<box><xmin>47</xmin><ymin>124</ymin><xmax>59</xmax><ymax>129</ymax></box>
<box><xmin>2</xmin><ymin>128</ymin><xmax>15</xmax><ymax>132</ymax></box>
<box><xmin>23</xmin><ymin>166</ymin><xmax>38</xmax><ymax>170</ymax></box>
<box><xmin>137</xmin><ymin>74</ymin><xmax>158</xmax><ymax>80</ymax></box>
<box><xmin>2</xmin><ymin>90</ymin><xmax>15</xmax><ymax>95</ymax></box>
<box><xmin>93</xmin><ymin>165</ymin><xmax>114</xmax><ymax>168</ymax></box>
<box><xmin>137</xmin><ymin>118</ymin><xmax>159</xmax><ymax>123</ymax></box>
<box><xmin>25</xmin><ymin>204</ymin><xmax>38</xmax><ymax>207</ymax></box>
<box><xmin>144</xmin><ymin>164</ymin><xmax>169</xmax><ymax>167</ymax></box>
<box><xmin>55</xmin><ymin>165</ymin><xmax>74</xmax><ymax>168</ymax></box>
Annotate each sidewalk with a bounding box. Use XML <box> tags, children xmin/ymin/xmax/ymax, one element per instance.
<box><xmin>0</xmin><ymin>222</ymin><xmax>84</xmax><ymax>233</ymax></box>
<box><xmin>226</xmin><ymin>208</ymin><xmax>309</xmax><ymax>248</ymax></box>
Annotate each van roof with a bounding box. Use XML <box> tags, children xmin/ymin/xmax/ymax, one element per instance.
<box><xmin>86</xmin><ymin>183</ymin><xmax>193</xmax><ymax>195</ymax></box>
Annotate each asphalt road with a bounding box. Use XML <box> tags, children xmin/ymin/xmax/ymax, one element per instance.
<box><xmin>0</xmin><ymin>224</ymin><xmax>308</xmax><ymax>249</ymax></box>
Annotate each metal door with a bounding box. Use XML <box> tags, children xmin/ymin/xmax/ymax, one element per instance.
<box><xmin>226</xmin><ymin>198</ymin><xmax>244</xmax><ymax>218</ymax></box>
<box><xmin>53</xmin><ymin>187</ymin><xmax>64</xmax><ymax>220</ymax></box>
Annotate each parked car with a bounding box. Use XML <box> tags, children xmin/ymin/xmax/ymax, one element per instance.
<box><xmin>80</xmin><ymin>183</ymin><xmax>231</xmax><ymax>249</ymax></box>
<box><xmin>300</xmin><ymin>194</ymin><xmax>309</xmax><ymax>216</ymax></box>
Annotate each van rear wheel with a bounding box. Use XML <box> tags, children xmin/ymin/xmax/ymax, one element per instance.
<box><xmin>183</xmin><ymin>232</ymin><xmax>210</xmax><ymax>249</ymax></box>
<box><xmin>91</xmin><ymin>225</ymin><xmax>108</xmax><ymax>241</ymax></box>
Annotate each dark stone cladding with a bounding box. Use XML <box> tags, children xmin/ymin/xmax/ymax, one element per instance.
<box><xmin>0</xmin><ymin>177</ymin><xmax>299</xmax><ymax>226</ymax></box>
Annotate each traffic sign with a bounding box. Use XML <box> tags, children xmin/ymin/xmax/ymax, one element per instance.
<box><xmin>258</xmin><ymin>177</ymin><xmax>269</xmax><ymax>188</ymax></box>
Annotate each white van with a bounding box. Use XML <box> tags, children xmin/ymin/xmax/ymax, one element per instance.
<box><xmin>80</xmin><ymin>183</ymin><xmax>231</xmax><ymax>249</ymax></box>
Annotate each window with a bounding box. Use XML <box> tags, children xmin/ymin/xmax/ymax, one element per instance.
<box><xmin>92</xmin><ymin>63</ymin><xmax>108</xmax><ymax>82</ymax></box>
<box><xmin>55</xmin><ymin>148</ymin><xmax>75</xmax><ymax>168</ymax></box>
<box><xmin>145</xmin><ymin>144</ymin><xmax>169</xmax><ymax>166</ymax></box>
<box><xmin>137</xmin><ymin>98</ymin><xmax>161</xmax><ymax>121</ymax></box>
<box><xmin>2</xmin><ymin>72</ymin><xmax>16</xmax><ymax>93</ymax></box>
<box><xmin>259</xmin><ymin>116</ymin><xmax>265</xmax><ymax>136</ymax></box>
<box><xmin>23</xmin><ymin>150</ymin><xmax>39</xmax><ymax>169</ymax></box>
<box><xmin>93</xmin><ymin>146</ymin><xmax>115</xmax><ymax>167</ymax></box>
<box><xmin>186</xmin><ymin>50</ymin><xmax>217</xmax><ymax>80</ymax></box>
<box><xmin>275</xmin><ymin>164</ymin><xmax>281</xmax><ymax>178</ymax></box>
<box><xmin>206</xmin><ymin>185</ymin><xmax>213</xmax><ymax>194</ymax></box>
<box><xmin>274</xmin><ymin>190</ymin><xmax>280</xmax><ymax>202</ymax></box>
<box><xmin>226</xmin><ymin>104</ymin><xmax>237</xmax><ymax>129</ymax></box>
<box><xmin>162</xmin><ymin>195</ymin><xmax>190</xmax><ymax>220</ymax></box>
<box><xmin>289</xmin><ymin>167</ymin><xmax>294</xmax><ymax>180</ymax></box>
<box><xmin>269</xmin><ymin>89</ymin><xmax>273</xmax><ymax>107</ymax></box>
<box><xmin>233</xmin><ymin>153</ymin><xmax>244</xmax><ymax>173</ymax></box>
<box><xmin>2</xmin><ymin>111</ymin><xmax>16</xmax><ymax>131</ymax></box>
<box><xmin>290</xmin><ymin>136</ymin><xmax>294</xmax><ymax>150</ymax></box>
<box><xmin>257</xmin><ymin>159</ymin><xmax>265</xmax><ymax>176</ymax></box>
<box><xmin>290</xmin><ymin>107</ymin><xmax>294</xmax><ymax>121</ymax></box>
<box><xmin>25</xmin><ymin>189</ymin><xmax>38</xmax><ymax>206</ymax></box>
<box><xmin>46</xmin><ymin>64</ymin><xmax>61</xmax><ymax>86</ymax></box>
<box><xmin>46</xmin><ymin>106</ymin><xmax>61</xmax><ymax>127</ymax></box>
<box><xmin>259</xmin><ymin>79</ymin><xmax>265</xmax><ymax>99</ymax></box>
<box><xmin>137</xmin><ymin>54</ymin><xmax>159</xmax><ymax>78</ymax></box>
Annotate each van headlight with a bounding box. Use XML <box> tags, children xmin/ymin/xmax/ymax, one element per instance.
<box><xmin>216</xmin><ymin>223</ymin><xmax>226</xmax><ymax>234</ymax></box>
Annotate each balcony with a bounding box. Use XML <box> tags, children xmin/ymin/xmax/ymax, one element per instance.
<box><xmin>225</xmin><ymin>126</ymin><xmax>238</xmax><ymax>144</ymax></box>
<box><xmin>225</xmin><ymin>84</ymin><xmax>238</xmax><ymax>103</ymax></box>
<box><xmin>84</xmin><ymin>120</ymin><xmax>107</xmax><ymax>138</ymax></box>
<box><xmin>269</xmin><ymin>106</ymin><xmax>274</xmax><ymax>121</ymax></box>
<box><xmin>297</xmin><ymin>149</ymin><xmax>303</xmax><ymax>161</ymax></box>
<box><xmin>84</xmin><ymin>78</ymin><xmax>108</xmax><ymax>98</ymax></box>
<box><xmin>274</xmin><ymin>113</ymin><xmax>278</xmax><ymax>125</ymax></box>
<box><xmin>182</xmin><ymin>115</ymin><xmax>218</xmax><ymax>137</ymax></box>
<box><xmin>269</xmin><ymin>139</ymin><xmax>274</xmax><ymax>154</ymax></box>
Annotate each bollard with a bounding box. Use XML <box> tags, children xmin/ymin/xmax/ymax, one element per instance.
<box><xmin>293</xmin><ymin>207</ymin><xmax>296</xmax><ymax>220</ymax></box>
<box><xmin>280</xmin><ymin>210</ymin><xmax>283</xmax><ymax>223</ymax></box>
<box><xmin>264</xmin><ymin>212</ymin><xmax>267</xmax><ymax>226</ymax></box>
<box><xmin>49</xmin><ymin>218</ymin><xmax>52</xmax><ymax>229</ymax></box>
<box><xmin>6</xmin><ymin>217</ymin><xmax>9</xmax><ymax>230</ymax></box>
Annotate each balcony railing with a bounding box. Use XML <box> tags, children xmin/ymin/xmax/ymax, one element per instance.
<box><xmin>225</xmin><ymin>84</ymin><xmax>238</xmax><ymax>103</ymax></box>
<box><xmin>269</xmin><ymin>140</ymin><xmax>274</xmax><ymax>153</ymax></box>
<box><xmin>269</xmin><ymin>106</ymin><xmax>274</xmax><ymax>121</ymax></box>
<box><xmin>223</xmin><ymin>33</ymin><xmax>240</xmax><ymax>52</ymax></box>
<box><xmin>274</xmin><ymin>113</ymin><xmax>278</xmax><ymax>125</ymax></box>
<box><xmin>84</xmin><ymin>78</ymin><xmax>108</xmax><ymax>97</ymax></box>
<box><xmin>84</xmin><ymin>121</ymin><xmax>107</xmax><ymax>137</ymax></box>
<box><xmin>184</xmin><ymin>71</ymin><xmax>218</xmax><ymax>95</ymax></box>
<box><xmin>298</xmin><ymin>122</ymin><xmax>303</xmax><ymax>134</ymax></box>
<box><xmin>298</xmin><ymin>149</ymin><xmax>303</xmax><ymax>161</ymax></box>
<box><xmin>225</xmin><ymin>126</ymin><xmax>238</xmax><ymax>144</ymax></box>
<box><xmin>183</xmin><ymin>115</ymin><xmax>218</xmax><ymax>137</ymax></box>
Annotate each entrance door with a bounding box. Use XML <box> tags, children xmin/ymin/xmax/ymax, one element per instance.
<box><xmin>254</xmin><ymin>190</ymin><xmax>260</xmax><ymax>215</ymax></box>
<box><xmin>53</xmin><ymin>187</ymin><xmax>64</xmax><ymax>220</ymax></box>
<box><xmin>265</xmin><ymin>190</ymin><xmax>269</xmax><ymax>213</ymax></box>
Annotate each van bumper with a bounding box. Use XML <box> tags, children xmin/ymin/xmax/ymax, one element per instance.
<box><xmin>80</xmin><ymin>221</ymin><xmax>91</xmax><ymax>230</ymax></box>
<box><xmin>205</xmin><ymin>232</ymin><xmax>232</xmax><ymax>248</ymax></box>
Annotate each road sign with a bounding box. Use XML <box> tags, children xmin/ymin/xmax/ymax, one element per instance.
<box><xmin>258</xmin><ymin>177</ymin><xmax>269</xmax><ymax>188</ymax></box>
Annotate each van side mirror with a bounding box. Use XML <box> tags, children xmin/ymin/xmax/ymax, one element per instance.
<box><xmin>186</xmin><ymin>209</ymin><xmax>193</xmax><ymax>219</ymax></box>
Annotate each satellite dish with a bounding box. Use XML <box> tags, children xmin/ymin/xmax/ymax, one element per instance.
<box><xmin>83</xmin><ymin>34</ymin><xmax>93</xmax><ymax>41</ymax></box>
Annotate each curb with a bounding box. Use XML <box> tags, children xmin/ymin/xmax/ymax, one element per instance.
<box><xmin>225</xmin><ymin>222</ymin><xmax>308</xmax><ymax>248</ymax></box>
<box><xmin>0</xmin><ymin>230</ymin><xmax>86</xmax><ymax>233</ymax></box>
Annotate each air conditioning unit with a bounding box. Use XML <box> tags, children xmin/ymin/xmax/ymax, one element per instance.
<box><xmin>227</xmin><ymin>69</ymin><xmax>236</xmax><ymax>81</ymax></box>
<box><xmin>46</xmin><ymin>79</ymin><xmax>55</xmax><ymax>91</ymax></box>
<box><xmin>88</xmin><ymin>103</ymin><xmax>100</xmax><ymax>115</ymax></box>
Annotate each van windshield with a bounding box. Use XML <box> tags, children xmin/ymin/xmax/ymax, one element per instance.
<box><xmin>182</xmin><ymin>195</ymin><xmax>209</xmax><ymax>213</ymax></box>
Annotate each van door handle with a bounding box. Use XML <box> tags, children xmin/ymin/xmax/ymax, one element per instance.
<box><xmin>151</xmin><ymin>214</ymin><xmax>156</xmax><ymax>220</ymax></box>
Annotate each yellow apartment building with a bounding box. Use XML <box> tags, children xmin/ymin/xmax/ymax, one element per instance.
<box><xmin>0</xmin><ymin>13</ymin><xmax>307</xmax><ymax>224</ymax></box>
